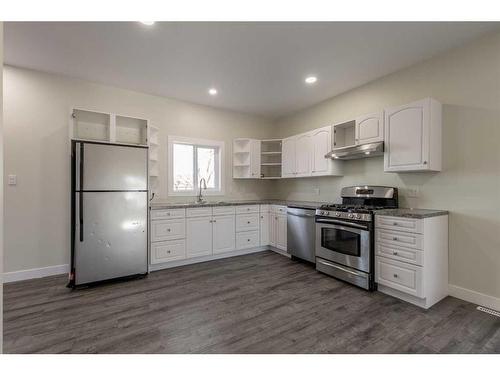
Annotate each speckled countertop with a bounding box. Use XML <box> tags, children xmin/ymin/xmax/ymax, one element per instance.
<box><xmin>150</xmin><ymin>199</ymin><xmax>325</xmax><ymax>210</ymax></box>
<box><xmin>375</xmin><ymin>208</ymin><xmax>449</xmax><ymax>219</ymax></box>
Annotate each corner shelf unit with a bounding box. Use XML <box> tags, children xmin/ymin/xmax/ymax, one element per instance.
<box><xmin>233</xmin><ymin>138</ymin><xmax>254</xmax><ymax>179</ymax></box>
<box><xmin>260</xmin><ymin>139</ymin><xmax>282</xmax><ymax>179</ymax></box>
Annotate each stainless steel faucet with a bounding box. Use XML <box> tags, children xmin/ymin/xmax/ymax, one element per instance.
<box><xmin>197</xmin><ymin>178</ymin><xmax>207</xmax><ymax>204</ymax></box>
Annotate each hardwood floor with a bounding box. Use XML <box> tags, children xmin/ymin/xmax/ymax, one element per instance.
<box><xmin>3</xmin><ymin>251</ymin><xmax>499</xmax><ymax>354</ymax></box>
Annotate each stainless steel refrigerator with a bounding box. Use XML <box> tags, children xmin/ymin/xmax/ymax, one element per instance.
<box><xmin>69</xmin><ymin>140</ymin><xmax>148</xmax><ymax>287</ymax></box>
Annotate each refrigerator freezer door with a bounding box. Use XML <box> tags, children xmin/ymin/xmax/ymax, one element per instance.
<box><xmin>77</xmin><ymin>142</ymin><xmax>147</xmax><ymax>191</ymax></box>
<box><xmin>74</xmin><ymin>191</ymin><xmax>147</xmax><ymax>285</ymax></box>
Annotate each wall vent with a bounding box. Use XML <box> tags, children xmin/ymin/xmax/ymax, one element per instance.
<box><xmin>477</xmin><ymin>306</ymin><xmax>500</xmax><ymax>318</ymax></box>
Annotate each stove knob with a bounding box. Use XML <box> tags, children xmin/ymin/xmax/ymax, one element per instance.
<box><xmin>348</xmin><ymin>213</ymin><xmax>353</xmax><ymax>218</ymax></box>
<box><xmin>353</xmin><ymin>214</ymin><xmax>360</xmax><ymax>219</ymax></box>
<box><xmin>335</xmin><ymin>212</ymin><xmax>340</xmax><ymax>217</ymax></box>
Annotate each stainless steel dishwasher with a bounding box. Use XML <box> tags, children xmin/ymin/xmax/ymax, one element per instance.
<box><xmin>287</xmin><ymin>207</ymin><xmax>316</xmax><ymax>263</ymax></box>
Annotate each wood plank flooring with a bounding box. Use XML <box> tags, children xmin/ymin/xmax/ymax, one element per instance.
<box><xmin>3</xmin><ymin>251</ymin><xmax>500</xmax><ymax>353</ymax></box>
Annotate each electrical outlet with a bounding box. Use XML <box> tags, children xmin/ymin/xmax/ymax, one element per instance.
<box><xmin>8</xmin><ymin>174</ymin><xmax>17</xmax><ymax>186</ymax></box>
<box><xmin>406</xmin><ymin>187</ymin><xmax>419</xmax><ymax>198</ymax></box>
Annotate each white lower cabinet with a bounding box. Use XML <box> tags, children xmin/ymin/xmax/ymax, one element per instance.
<box><xmin>259</xmin><ymin>212</ymin><xmax>270</xmax><ymax>246</ymax></box>
<box><xmin>212</xmin><ymin>215</ymin><xmax>236</xmax><ymax>254</ymax></box>
<box><xmin>236</xmin><ymin>230</ymin><xmax>260</xmax><ymax>250</ymax></box>
<box><xmin>375</xmin><ymin>214</ymin><xmax>448</xmax><ymax>309</ymax></box>
<box><xmin>151</xmin><ymin>239</ymin><xmax>186</xmax><ymax>264</ymax></box>
<box><xmin>269</xmin><ymin>206</ymin><xmax>287</xmax><ymax>252</ymax></box>
<box><xmin>186</xmin><ymin>216</ymin><xmax>213</xmax><ymax>258</ymax></box>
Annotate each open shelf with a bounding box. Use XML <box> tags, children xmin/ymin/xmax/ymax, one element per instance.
<box><xmin>72</xmin><ymin>109</ymin><xmax>111</xmax><ymax>142</ymax></box>
<box><xmin>333</xmin><ymin>120</ymin><xmax>356</xmax><ymax>149</ymax></box>
<box><xmin>116</xmin><ymin>115</ymin><xmax>148</xmax><ymax>145</ymax></box>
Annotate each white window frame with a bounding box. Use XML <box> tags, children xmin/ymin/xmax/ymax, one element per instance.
<box><xmin>167</xmin><ymin>135</ymin><xmax>225</xmax><ymax>197</ymax></box>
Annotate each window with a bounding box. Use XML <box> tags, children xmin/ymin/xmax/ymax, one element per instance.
<box><xmin>168</xmin><ymin>136</ymin><xmax>225</xmax><ymax>196</ymax></box>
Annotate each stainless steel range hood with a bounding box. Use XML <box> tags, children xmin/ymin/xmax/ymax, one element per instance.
<box><xmin>325</xmin><ymin>141</ymin><xmax>384</xmax><ymax>160</ymax></box>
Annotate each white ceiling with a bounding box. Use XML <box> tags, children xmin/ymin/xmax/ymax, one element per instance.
<box><xmin>4</xmin><ymin>22</ymin><xmax>499</xmax><ymax>118</ymax></box>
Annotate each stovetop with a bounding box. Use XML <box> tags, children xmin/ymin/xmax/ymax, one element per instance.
<box><xmin>319</xmin><ymin>204</ymin><xmax>388</xmax><ymax>214</ymax></box>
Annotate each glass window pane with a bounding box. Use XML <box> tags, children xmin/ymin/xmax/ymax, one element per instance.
<box><xmin>173</xmin><ymin>144</ymin><xmax>194</xmax><ymax>191</ymax></box>
<box><xmin>197</xmin><ymin>146</ymin><xmax>217</xmax><ymax>189</ymax></box>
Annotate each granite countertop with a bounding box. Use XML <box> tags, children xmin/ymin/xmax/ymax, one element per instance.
<box><xmin>150</xmin><ymin>199</ymin><xmax>325</xmax><ymax>210</ymax></box>
<box><xmin>374</xmin><ymin>208</ymin><xmax>449</xmax><ymax>219</ymax></box>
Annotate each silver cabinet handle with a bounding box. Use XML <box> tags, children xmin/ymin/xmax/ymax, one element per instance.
<box><xmin>247</xmin><ymin>221</ymin><xmax>250</xmax><ymax>224</ymax></box>
<box><xmin>213</xmin><ymin>219</ymin><xmax>217</xmax><ymax>223</ymax></box>
<box><xmin>393</xmin><ymin>222</ymin><xmax>398</xmax><ymax>226</ymax></box>
<box><xmin>423</xmin><ymin>161</ymin><xmax>428</xmax><ymax>165</ymax></box>
<box><xmin>393</xmin><ymin>274</ymin><xmax>398</xmax><ymax>278</ymax></box>
<box><xmin>393</xmin><ymin>237</ymin><xmax>398</xmax><ymax>241</ymax></box>
<box><xmin>167</xmin><ymin>250</ymin><xmax>171</xmax><ymax>254</ymax></box>
<box><xmin>247</xmin><ymin>239</ymin><xmax>250</xmax><ymax>242</ymax></box>
<box><xmin>393</xmin><ymin>251</ymin><xmax>398</xmax><ymax>255</ymax></box>
<box><xmin>167</xmin><ymin>228</ymin><xmax>171</xmax><ymax>232</ymax></box>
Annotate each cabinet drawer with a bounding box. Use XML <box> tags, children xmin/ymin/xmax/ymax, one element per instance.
<box><xmin>235</xmin><ymin>205</ymin><xmax>260</xmax><ymax>214</ymax></box>
<box><xmin>376</xmin><ymin>242</ymin><xmax>423</xmax><ymax>266</ymax></box>
<box><xmin>236</xmin><ymin>213</ymin><xmax>260</xmax><ymax>232</ymax></box>
<box><xmin>272</xmin><ymin>205</ymin><xmax>287</xmax><ymax>214</ymax></box>
<box><xmin>236</xmin><ymin>230</ymin><xmax>260</xmax><ymax>250</ymax></box>
<box><xmin>186</xmin><ymin>207</ymin><xmax>212</xmax><ymax>217</ymax></box>
<box><xmin>376</xmin><ymin>256</ymin><xmax>423</xmax><ymax>297</ymax></box>
<box><xmin>151</xmin><ymin>219</ymin><xmax>185</xmax><ymax>242</ymax></box>
<box><xmin>213</xmin><ymin>206</ymin><xmax>236</xmax><ymax>216</ymax></box>
<box><xmin>259</xmin><ymin>204</ymin><xmax>271</xmax><ymax>213</ymax></box>
<box><xmin>150</xmin><ymin>239</ymin><xmax>186</xmax><ymax>264</ymax></box>
<box><xmin>375</xmin><ymin>216</ymin><xmax>423</xmax><ymax>234</ymax></box>
<box><xmin>376</xmin><ymin>229</ymin><xmax>423</xmax><ymax>250</ymax></box>
<box><xmin>151</xmin><ymin>208</ymin><xmax>185</xmax><ymax>220</ymax></box>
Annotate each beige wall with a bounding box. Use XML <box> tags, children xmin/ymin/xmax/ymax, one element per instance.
<box><xmin>1</xmin><ymin>21</ymin><xmax>4</xmax><ymax>353</ymax></box>
<box><xmin>3</xmin><ymin>66</ymin><xmax>274</xmax><ymax>272</ymax></box>
<box><xmin>272</xmin><ymin>31</ymin><xmax>500</xmax><ymax>299</ymax></box>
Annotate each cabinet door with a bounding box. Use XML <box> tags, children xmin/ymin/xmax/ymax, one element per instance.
<box><xmin>276</xmin><ymin>214</ymin><xmax>287</xmax><ymax>251</ymax></box>
<box><xmin>282</xmin><ymin>136</ymin><xmax>296</xmax><ymax>178</ymax></box>
<box><xmin>269</xmin><ymin>213</ymin><xmax>277</xmax><ymax>247</ymax></box>
<box><xmin>311</xmin><ymin>126</ymin><xmax>331</xmax><ymax>175</ymax></box>
<box><xmin>186</xmin><ymin>217</ymin><xmax>213</xmax><ymax>258</ymax></box>
<box><xmin>355</xmin><ymin>112</ymin><xmax>383</xmax><ymax>144</ymax></box>
<box><xmin>260</xmin><ymin>212</ymin><xmax>270</xmax><ymax>246</ymax></box>
<box><xmin>384</xmin><ymin>99</ymin><xmax>430</xmax><ymax>172</ymax></box>
<box><xmin>295</xmin><ymin>133</ymin><xmax>312</xmax><ymax>177</ymax></box>
<box><xmin>250</xmin><ymin>140</ymin><xmax>261</xmax><ymax>178</ymax></box>
<box><xmin>212</xmin><ymin>215</ymin><xmax>235</xmax><ymax>254</ymax></box>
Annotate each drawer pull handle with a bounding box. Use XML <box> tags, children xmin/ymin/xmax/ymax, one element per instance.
<box><xmin>167</xmin><ymin>250</ymin><xmax>171</xmax><ymax>254</ymax></box>
<box><xmin>213</xmin><ymin>219</ymin><xmax>217</xmax><ymax>223</ymax></box>
<box><xmin>393</xmin><ymin>274</ymin><xmax>398</xmax><ymax>278</ymax></box>
<box><xmin>167</xmin><ymin>228</ymin><xmax>171</xmax><ymax>232</ymax></box>
<box><xmin>393</xmin><ymin>237</ymin><xmax>398</xmax><ymax>241</ymax></box>
<box><xmin>393</xmin><ymin>222</ymin><xmax>398</xmax><ymax>226</ymax></box>
<box><xmin>247</xmin><ymin>221</ymin><xmax>251</xmax><ymax>224</ymax></box>
<box><xmin>393</xmin><ymin>251</ymin><xmax>398</xmax><ymax>255</ymax></box>
<box><xmin>247</xmin><ymin>239</ymin><xmax>250</xmax><ymax>242</ymax></box>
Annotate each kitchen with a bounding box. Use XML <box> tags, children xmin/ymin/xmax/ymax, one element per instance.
<box><xmin>0</xmin><ymin>17</ymin><xmax>499</xmax><ymax>363</ymax></box>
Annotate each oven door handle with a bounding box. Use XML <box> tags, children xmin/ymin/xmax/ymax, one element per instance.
<box><xmin>315</xmin><ymin>218</ymin><xmax>368</xmax><ymax>230</ymax></box>
<box><xmin>317</xmin><ymin>259</ymin><xmax>367</xmax><ymax>277</ymax></box>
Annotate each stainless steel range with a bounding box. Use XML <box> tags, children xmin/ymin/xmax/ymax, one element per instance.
<box><xmin>315</xmin><ymin>186</ymin><xmax>398</xmax><ymax>290</ymax></box>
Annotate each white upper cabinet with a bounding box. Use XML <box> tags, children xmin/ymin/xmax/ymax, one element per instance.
<box><xmin>355</xmin><ymin>112</ymin><xmax>384</xmax><ymax>144</ymax></box>
<box><xmin>295</xmin><ymin>133</ymin><xmax>312</xmax><ymax>177</ymax></box>
<box><xmin>384</xmin><ymin>98</ymin><xmax>442</xmax><ymax>172</ymax></box>
<box><xmin>282</xmin><ymin>136</ymin><xmax>296</xmax><ymax>178</ymax></box>
<box><xmin>311</xmin><ymin>126</ymin><xmax>343</xmax><ymax>176</ymax></box>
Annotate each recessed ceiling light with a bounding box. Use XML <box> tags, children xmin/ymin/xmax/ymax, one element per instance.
<box><xmin>140</xmin><ymin>21</ymin><xmax>155</xmax><ymax>26</ymax></box>
<box><xmin>305</xmin><ymin>76</ymin><xmax>318</xmax><ymax>84</ymax></box>
<box><xmin>208</xmin><ymin>88</ymin><xmax>218</xmax><ymax>96</ymax></box>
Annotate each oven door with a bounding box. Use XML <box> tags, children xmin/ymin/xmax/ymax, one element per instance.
<box><xmin>315</xmin><ymin>219</ymin><xmax>371</xmax><ymax>273</ymax></box>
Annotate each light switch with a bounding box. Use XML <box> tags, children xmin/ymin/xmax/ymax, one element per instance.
<box><xmin>8</xmin><ymin>174</ymin><xmax>17</xmax><ymax>186</ymax></box>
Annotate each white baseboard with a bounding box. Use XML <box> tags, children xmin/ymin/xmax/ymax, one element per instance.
<box><xmin>3</xmin><ymin>264</ymin><xmax>69</xmax><ymax>283</ymax></box>
<box><xmin>449</xmin><ymin>284</ymin><xmax>500</xmax><ymax>311</ymax></box>
<box><xmin>149</xmin><ymin>246</ymin><xmax>269</xmax><ymax>272</ymax></box>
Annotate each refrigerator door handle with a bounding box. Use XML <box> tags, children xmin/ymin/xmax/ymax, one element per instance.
<box><xmin>79</xmin><ymin>143</ymin><xmax>84</xmax><ymax>241</ymax></box>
